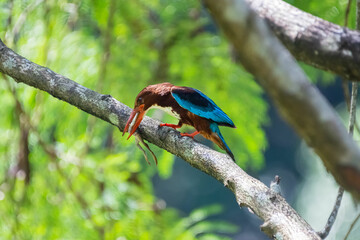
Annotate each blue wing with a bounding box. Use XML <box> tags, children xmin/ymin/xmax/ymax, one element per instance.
<box><xmin>171</xmin><ymin>87</ymin><xmax>235</xmax><ymax>127</ymax></box>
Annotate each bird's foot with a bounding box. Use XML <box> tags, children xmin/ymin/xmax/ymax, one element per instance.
<box><xmin>160</xmin><ymin>123</ymin><xmax>182</xmax><ymax>129</ymax></box>
<box><xmin>180</xmin><ymin>131</ymin><xmax>200</xmax><ymax>138</ymax></box>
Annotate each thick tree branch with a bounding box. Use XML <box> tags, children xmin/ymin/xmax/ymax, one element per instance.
<box><xmin>245</xmin><ymin>0</ymin><xmax>360</xmax><ymax>81</ymax></box>
<box><xmin>203</xmin><ymin>0</ymin><xmax>360</xmax><ymax>200</ymax></box>
<box><xmin>0</xmin><ymin>39</ymin><xmax>320</xmax><ymax>239</ymax></box>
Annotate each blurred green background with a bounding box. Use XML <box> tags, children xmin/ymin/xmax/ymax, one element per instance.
<box><xmin>0</xmin><ymin>0</ymin><xmax>359</xmax><ymax>239</ymax></box>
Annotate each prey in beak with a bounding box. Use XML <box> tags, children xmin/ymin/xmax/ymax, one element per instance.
<box><xmin>123</xmin><ymin>104</ymin><xmax>145</xmax><ymax>139</ymax></box>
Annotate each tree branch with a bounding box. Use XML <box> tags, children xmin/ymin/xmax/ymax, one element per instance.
<box><xmin>0</xmin><ymin>39</ymin><xmax>320</xmax><ymax>239</ymax></box>
<box><xmin>203</xmin><ymin>0</ymin><xmax>360</xmax><ymax>200</ymax></box>
<box><xmin>245</xmin><ymin>0</ymin><xmax>360</xmax><ymax>81</ymax></box>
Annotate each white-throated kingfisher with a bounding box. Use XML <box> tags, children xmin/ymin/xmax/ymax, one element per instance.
<box><xmin>123</xmin><ymin>82</ymin><xmax>236</xmax><ymax>161</ymax></box>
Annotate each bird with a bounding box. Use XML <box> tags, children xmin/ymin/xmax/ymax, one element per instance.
<box><xmin>123</xmin><ymin>82</ymin><xmax>236</xmax><ymax>161</ymax></box>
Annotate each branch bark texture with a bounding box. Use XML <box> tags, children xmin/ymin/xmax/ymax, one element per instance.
<box><xmin>245</xmin><ymin>0</ymin><xmax>360</xmax><ymax>81</ymax></box>
<box><xmin>0</xmin><ymin>39</ymin><xmax>320</xmax><ymax>239</ymax></box>
<box><xmin>203</xmin><ymin>0</ymin><xmax>360</xmax><ymax>200</ymax></box>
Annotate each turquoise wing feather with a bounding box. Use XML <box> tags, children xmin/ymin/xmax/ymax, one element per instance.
<box><xmin>171</xmin><ymin>87</ymin><xmax>235</xmax><ymax>127</ymax></box>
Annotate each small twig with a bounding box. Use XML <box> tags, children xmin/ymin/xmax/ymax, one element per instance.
<box><xmin>348</xmin><ymin>83</ymin><xmax>358</xmax><ymax>136</ymax></box>
<box><xmin>317</xmin><ymin>187</ymin><xmax>345</xmax><ymax>238</ymax></box>
<box><xmin>141</xmin><ymin>139</ymin><xmax>158</xmax><ymax>165</ymax></box>
<box><xmin>135</xmin><ymin>139</ymin><xmax>151</xmax><ymax>165</ymax></box>
<box><xmin>344</xmin><ymin>0</ymin><xmax>353</xmax><ymax>27</ymax></box>
<box><xmin>344</xmin><ymin>212</ymin><xmax>360</xmax><ymax>240</ymax></box>
<box><xmin>135</xmin><ymin>133</ymin><xmax>158</xmax><ymax>165</ymax></box>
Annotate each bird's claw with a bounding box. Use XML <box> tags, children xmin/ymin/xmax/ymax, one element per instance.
<box><xmin>180</xmin><ymin>131</ymin><xmax>200</xmax><ymax>138</ymax></box>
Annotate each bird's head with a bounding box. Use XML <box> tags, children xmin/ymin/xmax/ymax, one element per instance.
<box><xmin>123</xmin><ymin>86</ymin><xmax>158</xmax><ymax>139</ymax></box>
<box><xmin>123</xmin><ymin>83</ymin><xmax>174</xmax><ymax>139</ymax></box>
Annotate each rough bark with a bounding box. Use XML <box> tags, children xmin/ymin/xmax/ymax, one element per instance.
<box><xmin>203</xmin><ymin>0</ymin><xmax>360</xmax><ymax>200</ymax></box>
<box><xmin>0</xmin><ymin>39</ymin><xmax>320</xmax><ymax>239</ymax></box>
<box><xmin>244</xmin><ymin>0</ymin><xmax>360</xmax><ymax>81</ymax></box>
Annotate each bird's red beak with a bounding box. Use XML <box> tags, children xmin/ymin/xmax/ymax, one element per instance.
<box><xmin>123</xmin><ymin>104</ymin><xmax>145</xmax><ymax>140</ymax></box>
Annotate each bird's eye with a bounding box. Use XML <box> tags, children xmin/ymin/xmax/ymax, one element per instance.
<box><xmin>137</xmin><ymin>97</ymin><xmax>143</xmax><ymax>104</ymax></box>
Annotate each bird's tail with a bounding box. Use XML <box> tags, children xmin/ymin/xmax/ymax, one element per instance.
<box><xmin>210</xmin><ymin>123</ymin><xmax>235</xmax><ymax>162</ymax></box>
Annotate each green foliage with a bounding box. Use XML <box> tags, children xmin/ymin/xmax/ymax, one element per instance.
<box><xmin>0</xmin><ymin>0</ymin><xmax>268</xmax><ymax>238</ymax></box>
<box><xmin>287</xmin><ymin>0</ymin><xmax>356</xmax><ymax>29</ymax></box>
